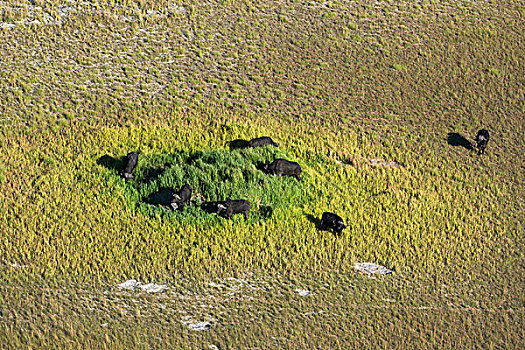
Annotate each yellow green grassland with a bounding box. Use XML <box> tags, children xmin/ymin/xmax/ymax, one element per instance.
<box><xmin>0</xmin><ymin>0</ymin><xmax>523</xmax><ymax>348</ymax></box>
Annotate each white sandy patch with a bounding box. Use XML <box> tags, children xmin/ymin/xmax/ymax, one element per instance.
<box><xmin>139</xmin><ymin>283</ymin><xmax>168</xmax><ymax>293</ymax></box>
<box><xmin>9</xmin><ymin>263</ymin><xmax>28</xmax><ymax>268</ymax></box>
<box><xmin>295</xmin><ymin>289</ymin><xmax>312</xmax><ymax>297</ymax></box>
<box><xmin>169</xmin><ymin>5</ymin><xmax>186</xmax><ymax>14</ymax></box>
<box><xmin>118</xmin><ymin>279</ymin><xmax>142</xmax><ymax>291</ymax></box>
<box><xmin>208</xmin><ymin>281</ymin><xmax>225</xmax><ymax>288</ymax></box>
<box><xmin>117</xmin><ymin>280</ymin><xmax>168</xmax><ymax>293</ymax></box>
<box><xmin>0</xmin><ymin>1</ymin><xmax>182</xmax><ymax>28</ymax></box>
<box><xmin>354</xmin><ymin>263</ymin><xmax>393</xmax><ymax>275</ymax></box>
<box><xmin>181</xmin><ymin>315</ymin><xmax>213</xmax><ymax>331</ymax></box>
<box><xmin>188</xmin><ymin>321</ymin><xmax>211</xmax><ymax>331</ymax></box>
<box><xmin>0</xmin><ymin>22</ymin><xmax>16</xmax><ymax>29</ymax></box>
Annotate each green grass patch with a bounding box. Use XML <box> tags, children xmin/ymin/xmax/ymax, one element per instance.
<box><xmin>106</xmin><ymin>147</ymin><xmax>310</xmax><ymax>225</ymax></box>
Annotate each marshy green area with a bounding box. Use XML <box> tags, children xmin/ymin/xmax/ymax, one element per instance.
<box><xmin>0</xmin><ymin>0</ymin><xmax>523</xmax><ymax>348</ymax></box>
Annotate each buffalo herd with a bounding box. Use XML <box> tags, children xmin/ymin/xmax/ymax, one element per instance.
<box><xmin>121</xmin><ymin>136</ymin><xmax>345</xmax><ymax>233</ymax></box>
<box><xmin>119</xmin><ymin>129</ymin><xmax>490</xmax><ymax>235</ymax></box>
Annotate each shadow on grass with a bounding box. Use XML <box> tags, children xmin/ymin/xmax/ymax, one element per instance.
<box><xmin>141</xmin><ymin>167</ymin><xmax>167</xmax><ymax>184</ymax></box>
<box><xmin>144</xmin><ymin>188</ymin><xmax>176</xmax><ymax>207</ymax></box>
<box><xmin>305</xmin><ymin>214</ymin><xmax>323</xmax><ymax>230</ymax></box>
<box><xmin>447</xmin><ymin>132</ymin><xmax>473</xmax><ymax>150</ymax></box>
<box><xmin>254</xmin><ymin>161</ymin><xmax>267</xmax><ymax>172</ymax></box>
<box><xmin>201</xmin><ymin>201</ymin><xmax>223</xmax><ymax>215</ymax></box>
<box><xmin>259</xmin><ymin>205</ymin><xmax>273</xmax><ymax>219</ymax></box>
<box><xmin>227</xmin><ymin>139</ymin><xmax>249</xmax><ymax>150</ymax></box>
<box><xmin>96</xmin><ymin>155</ymin><xmax>126</xmax><ymax>172</ymax></box>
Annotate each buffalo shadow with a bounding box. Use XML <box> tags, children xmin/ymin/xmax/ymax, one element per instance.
<box><xmin>259</xmin><ymin>205</ymin><xmax>273</xmax><ymax>219</ymax></box>
<box><xmin>305</xmin><ymin>214</ymin><xmax>323</xmax><ymax>230</ymax></box>
<box><xmin>447</xmin><ymin>132</ymin><xmax>473</xmax><ymax>150</ymax></box>
<box><xmin>254</xmin><ymin>161</ymin><xmax>267</xmax><ymax>172</ymax></box>
<box><xmin>201</xmin><ymin>201</ymin><xmax>224</xmax><ymax>215</ymax></box>
<box><xmin>227</xmin><ymin>139</ymin><xmax>249</xmax><ymax>150</ymax></box>
<box><xmin>144</xmin><ymin>188</ymin><xmax>176</xmax><ymax>207</ymax></box>
<box><xmin>97</xmin><ymin>155</ymin><xmax>126</xmax><ymax>172</ymax></box>
<box><xmin>141</xmin><ymin>167</ymin><xmax>167</xmax><ymax>185</ymax></box>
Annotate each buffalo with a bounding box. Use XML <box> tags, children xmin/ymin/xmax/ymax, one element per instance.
<box><xmin>320</xmin><ymin>212</ymin><xmax>347</xmax><ymax>235</ymax></box>
<box><xmin>475</xmin><ymin>129</ymin><xmax>490</xmax><ymax>155</ymax></box>
<box><xmin>264</xmin><ymin>159</ymin><xmax>301</xmax><ymax>181</ymax></box>
<box><xmin>122</xmin><ymin>152</ymin><xmax>138</xmax><ymax>180</ymax></box>
<box><xmin>216</xmin><ymin>199</ymin><xmax>250</xmax><ymax>220</ymax></box>
<box><xmin>248</xmin><ymin>137</ymin><xmax>279</xmax><ymax>148</ymax></box>
<box><xmin>170</xmin><ymin>184</ymin><xmax>192</xmax><ymax>211</ymax></box>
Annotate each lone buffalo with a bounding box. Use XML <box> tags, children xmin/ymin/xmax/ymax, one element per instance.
<box><xmin>265</xmin><ymin>159</ymin><xmax>301</xmax><ymax>181</ymax></box>
<box><xmin>475</xmin><ymin>129</ymin><xmax>490</xmax><ymax>155</ymax></box>
<box><xmin>320</xmin><ymin>212</ymin><xmax>347</xmax><ymax>235</ymax></box>
<box><xmin>217</xmin><ymin>199</ymin><xmax>250</xmax><ymax>220</ymax></box>
<box><xmin>248</xmin><ymin>137</ymin><xmax>279</xmax><ymax>148</ymax></box>
<box><xmin>122</xmin><ymin>152</ymin><xmax>138</xmax><ymax>180</ymax></box>
<box><xmin>170</xmin><ymin>184</ymin><xmax>192</xmax><ymax>211</ymax></box>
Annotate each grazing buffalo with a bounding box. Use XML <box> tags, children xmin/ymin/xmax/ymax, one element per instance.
<box><xmin>170</xmin><ymin>184</ymin><xmax>192</xmax><ymax>211</ymax></box>
<box><xmin>320</xmin><ymin>212</ymin><xmax>347</xmax><ymax>235</ymax></box>
<box><xmin>217</xmin><ymin>199</ymin><xmax>250</xmax><ymax>220</ymax></box>
<box><xmin>475</xmin><ymin>129</ymin><xmax>490</xmax><ymax>155</ymax></box>
<box><xmin>122</xmin><ymin>152</ymin><xmax>138</xmax><ymax>180</ymax></box>
<box><xmin>248</xmin><ymin>137</ymin><xmax>279</xmax><ymax>148</ymax></box>
<box><xmin>264</xmin><ymin>159</ymin><xmax>301</xmax><ymax>181</ymax></box>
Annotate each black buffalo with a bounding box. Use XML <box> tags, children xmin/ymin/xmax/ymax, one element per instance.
<box><xmin>248</xmin><ymin>137</ymin><xmax>279</xmax><ymax>148</ymax></box>
<box><xmin>264</xmin><ymin>159</ymin><xmax>301</xmax><ymax>181</ymax></box>
<box><xmin>475</xmin><ymin>129</ymin><xmax>490</xmax><ymax>155</ymax></box>
<box><xmin>217</xmin><ymin>199</ymin><xmax>250</xmax><ymax>220</ymax></box>
<box><xmin>170</xmin><ymin>184</ymin><xmax>192</xmax><ymax>211</ymax></box>
<box><xmin>320</xmin><ymin>212</ymin><xmax>347</xmax><ymax>235</ymax></box>
<box><xmin>122</xmin><ymin>152</ymin><xmax>138</xmax><ymax>180</ymax></box>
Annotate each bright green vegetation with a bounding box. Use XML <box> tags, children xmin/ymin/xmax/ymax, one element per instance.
<box><xmin>0</xmin><ymin>0</ymin><xmax>523</xmax><ymax>348</ymax></box>
<box><xmin>117</xmin><ymin>146</ymin><xmax>304</xmax><ymax>223</ymax></box>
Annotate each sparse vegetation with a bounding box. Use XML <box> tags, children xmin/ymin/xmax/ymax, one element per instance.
<box><xmin>0</xmin><ymin>0</ymin><xmax>523</xmax><ymax>348</ymax></box>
